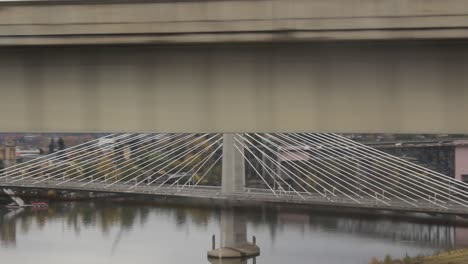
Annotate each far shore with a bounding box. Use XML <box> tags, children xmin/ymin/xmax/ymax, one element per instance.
<box><xmin>370</xmin><ymin>248</ymin><xmax>468</xmax><ymax>264</ymax></box>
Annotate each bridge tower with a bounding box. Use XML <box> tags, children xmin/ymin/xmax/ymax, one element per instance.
<box><xmin>221</xmin><ymin>133</ymin><xmax>245</xmax><ymax>194</ymax></box>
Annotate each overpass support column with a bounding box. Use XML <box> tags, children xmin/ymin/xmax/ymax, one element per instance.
<box><xmin>222</xmin><ymin>133</ymin><xmax>245</xmax><ymax>194</ymax></box>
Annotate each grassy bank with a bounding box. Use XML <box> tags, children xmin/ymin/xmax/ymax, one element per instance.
<box><xmin>370</xmin><ymin>248</ymin><xmax>468</xmax><ymax>264</ymax></box>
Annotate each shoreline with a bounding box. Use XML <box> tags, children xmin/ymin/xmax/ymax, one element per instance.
<box><xmin>371</xmin><ymin>248</ymin><xmax>468</xmax><ymax>264</ymax></box>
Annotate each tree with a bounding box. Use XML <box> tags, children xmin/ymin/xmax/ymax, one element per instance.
<box><xmin>57</xmin><ymin>137</ymin><xmax>66</xmax><ymax>151</ymax></box>
<box><xmin>48</xmin><ymin>138</ymin><xmax>56</xmax><ymax>154</ymax></box>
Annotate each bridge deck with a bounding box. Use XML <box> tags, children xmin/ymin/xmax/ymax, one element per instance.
<box><xmin>1</xmin><ymin>179</ymin><xmax>467</xmax><ymax>216</ymax></box>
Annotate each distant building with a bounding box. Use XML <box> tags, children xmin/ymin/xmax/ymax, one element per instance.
<box><xmin>15</xmin><ymin>148</ymin><xmax>41</xmax><ymax>162</ymax></box>
<box><xmin>0</xmin><ymin>141</ymin><xmax>16</xmax><ymax>167</ymax></box>
<box><xmin>455</xmin><ymin>140</ymin><xmax>468</xmax><ymax>183</ymax></box>
<box><xmin>98</xmin><ymin>138</ymin><xmax>115</xmax><ymax>152</ymax></box>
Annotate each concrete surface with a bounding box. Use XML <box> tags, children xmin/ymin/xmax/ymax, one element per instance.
<box><xmin>2</xmin><ymin>0</ymin><xmax>468</xmax><ymax>45</ymax></box>
<box><xmin>1</xmin><ymin>42</ymin><xmax>468</xmax><ymax>133</ymax></box>
<box><xmin>207</xmin><ymin>243</ymin><xmax>260</xmax><ymax>259</ymax></box>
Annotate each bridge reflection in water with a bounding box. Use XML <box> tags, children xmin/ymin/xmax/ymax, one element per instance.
<box><xmin>1</xmin><ymin>202</ymin><xmax>468</xmax><ymax>263</ymax></box>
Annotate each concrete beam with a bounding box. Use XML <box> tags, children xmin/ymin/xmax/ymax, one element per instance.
<box><xmin>2</xmin><ymin>0</ymin><xmax>468</xmax><ymax>45</ymax></box>
<box><xmin>1</xmin><ymin>41</ymin><xmax>468</xmax><ymax>133</ymax></box>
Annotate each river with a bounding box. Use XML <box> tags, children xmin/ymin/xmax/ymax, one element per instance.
<box><xmin>1</xmin><ymin>201</ymin><xmax>467</xmax><ymax>264</ymax></box>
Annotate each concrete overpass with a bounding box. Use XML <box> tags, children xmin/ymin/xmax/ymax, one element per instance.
<box><xmin>1</xmin><ymin>0</ymin><xmax>468</xmax><ymax>133</ymax></box>
<box><xmin>3</xmin><ymin>0</ymin><xmax>468</xmax><ymax>45</ymax></box>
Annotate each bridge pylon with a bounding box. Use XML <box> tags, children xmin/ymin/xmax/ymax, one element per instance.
<box><xmin>221</xmin><ymin>133</ymin><xmax>245</xmax><ymax>194</ymax></box>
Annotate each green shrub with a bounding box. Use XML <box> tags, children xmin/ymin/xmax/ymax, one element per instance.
<box><xmin>403</xmin><ymin>253</ymin><xmax>412</xmax><ymax>264</ymax></box>
<box><xmin>384</xmin><ymin>255</ymin><xmax>393</xmax><ymax>264</ymax></box>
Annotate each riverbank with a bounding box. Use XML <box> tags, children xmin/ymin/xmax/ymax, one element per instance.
<box><xmin>371</xmin><ymin>248</ymin><xmax>468</xmax><ymax>264</ymax></box>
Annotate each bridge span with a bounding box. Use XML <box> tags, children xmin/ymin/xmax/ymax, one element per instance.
<box><xmin>2</xmin><ymin>180</ymin><xmax>468</xmax><ymax>216</ymax></box>
<box><xmin>1</xmin><ymin>133</ymin><xmax>468</xmax><ymax>217</ymax></box>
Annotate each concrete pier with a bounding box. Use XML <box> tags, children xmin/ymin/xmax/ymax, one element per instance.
<box><xmin>207</xmin><ymin>209</ymin><xmax>260</xmax><ymax>259</ymax></box>
<box><xmin>207</xmin><ymin>243</ymin><xmax>259</xmax><ymax>259</ymax></box>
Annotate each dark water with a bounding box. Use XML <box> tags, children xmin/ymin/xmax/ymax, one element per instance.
<box><xmin>1</xmin><ymin>202</ymin><xmax>467</xmax><ymax>264</ymax></box>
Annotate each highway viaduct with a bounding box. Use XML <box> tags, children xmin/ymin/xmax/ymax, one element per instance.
<box><xmin>0</xmin><ymin>0</ymin><xmax>468</xmax><ymax>134</ymax></box>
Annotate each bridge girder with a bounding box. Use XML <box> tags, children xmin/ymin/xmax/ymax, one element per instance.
<box><xmin>0</xmin><ymin>41</ymin><xmax>468</xmax><ymax>133</ymax></box>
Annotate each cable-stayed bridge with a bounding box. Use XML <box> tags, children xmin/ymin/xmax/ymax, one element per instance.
<box><xmin>1</xmin><ymin>133</ymin><xmax>468</xmax><ymax>216</ymax></box>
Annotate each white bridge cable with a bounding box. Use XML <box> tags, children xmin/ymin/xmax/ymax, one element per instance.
<box><xmin>0</xmin><ymin>133</ymin><xmax>118</xmax><ymax>178</ymax></box>
<box><xmin>112</xmin><ymin>133</ymin><xmax>198</xmax><ymax>186</ymax></box>
<box><xmin>293</xmin><ymin>133</ymin><xmax>449</xmax><ymax>209</ymax></box>
<box><xmin>243</xmin><ymin>134</ymin><xmax>328</xmax><ymax>197</ymax></box>
<box><xmin>124</xmin><ymin>134</ymin><xmax>214</xmax><ymax>189</ymax></box>
<box><xmin>191</xmin><ymin>154</ymin><xmax>223</xmax><ymax>188</ymax></box>
<box><xmin>57</xmin><ymin>134</ymin><xmax>186</xmax><ymax>186</ymax></box>
<box><xmin>10</xmin><ymin>133</ymin><xmax>135</xmax><ymax>183</ymax></box>
<box><xmin>310</xmin><ymin>134</ymin><xmax>466</xmax><ymax>206</ymax></box>
<box><xmin>239</xmin><ymin>138</ymin><xmax>300</xmax><ymax>196</ymax></box>
<box><xmin>112</xmin><ymin>133</ymin><xmax>213</xmax><ymax>189</ymax></box>
<box><xmin>29</xmin><ymin>133</ymin><xmax>179</xmax><ymax>186</ymax></box>
<box><xmin>286</xmin><ymin>133</ymin><xmax>420</xmax><ymax>205</ymax></box>
<box><xmin>153</xmin><ymin>137</ymin><xmax>223</xmax><ymax>192</ymax></box>
<box><xmin>316</xmin><ymin>133</ymin><xmax>468</xmax><ymax>208</ymax></box>
<box><xmin>263</xmin><ymin>134</ymin><xmax>364</xmax><ymax>204</ymax></box>
<box><xmin>249</xmin><ymin>133</ymin><xmax>342</xmax><ymax>199</ymax></box>
<box><xmin>236</xmin><ymin>136</ymin><xmax>292</xmax><ymax>195</ymax></box>
<box><xmin>264</xmin><ymin>133</ymin><xmax>393</xmax><ymax>205</ymax></box>
<box><xmin>32</xmin><ymin>133</ymin><xmax>152</xmax><ymax>185</ymax></box>
<box><xmin>269</xmin><ymin>134</ymin><xmax>388</xmax><ymax>202</ymax></box>
<box><xmin>322</xmin><ymin>133</ymin><xmax>468</xmax><ymax>200</ymax></box>
<box><xmin>0</xmin><ymin>133</ymin><xmax>123</xmax><ymax>181</ymax></box>
<box><xmin>36</xmin><ymin>133</ymin><xmax>154</xmax><ymax>185</ymax></box>
<box><xmin>262</xmin><ymin>134</ymin><xmax>363</xmax><ymax>204</ymax></box>
<box><xmin>76</xmin><ymin>133</ymin><xmax>186</xmax><ymax>187</ymax></box>
<box><xmin>233</xmin><ymin>141</ymin><xmax>278</xmax><ymax>198</ymax></box>
<box><xmin>280</xmin><ymin>133</ymin><xmax>425</xmax><ymax>207</ymax></box>
<box><xmin>237</xmin><ymin>134</ymin><xmax>305</xmax><ymax>199</ymax></box>
<box><xmin>111</xmin><ymin>134</ymin><xmax>207</xmax><ymax>189</ymax></box>
<box><xmin>303</xmin><ymin>133</ymin><xmax>448</xmax><ymax>200</ymax></box>
<box><xmin>327</xmin><ymin>133</ymin><xmax>468</xmax><ymax>190</ymax></box>
<box><xmin>129</xmin><ymin>134</ymin><xmax>219</xmax><ymax>189</ymax></box>
<box><xmin>80</xmin><ymin>134</ymin><xmax>192</xmax><ymax>187</ymax></box>
<box><xmin>6</xmin><ymin>133</ymin><xmax>132</xmax><ymax>183</ymax></box>
<box><xmin>146</xmin><ymin>134</ymin><xmax>220</xmax><ymax>188</ymax></box>
<box><xmin>310</xmin><ymin>133</ymin><xmax>468</xmax><ymax>208</ymax></box>
<box><xmin>178</xmin><ymin>143</ymin><xmax>223</xmax><ymax>190</ymax></box>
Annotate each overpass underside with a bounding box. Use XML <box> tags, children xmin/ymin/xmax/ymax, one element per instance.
<box><xmin>1</xmin><ymin>0</ymin><xmax>468</xmax><ymax>133</ymax></box>
<box><xmin>1</xmin><ymin>41</ymin><xmax>468</xmax><ymax>133</ymax></box>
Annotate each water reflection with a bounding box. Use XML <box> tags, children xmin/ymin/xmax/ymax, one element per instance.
<box><xmin>1</xmin><ymin>202</ymin><xmax>468</xmax><ymax>264</ymax></box>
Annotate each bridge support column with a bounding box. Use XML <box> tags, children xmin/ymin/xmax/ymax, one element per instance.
<box><xmin>221</xmin><ymin>133</ymin><xmax>245</xmax><ymax>194</ymax></box>
<box><xmin>207</xmin><ymin>209</ymin><xmax>260</xmax><ymax>260</ymax></box>
<box><xmin>220</xmin><ymin>209</ymin><xmax>247</xmax><ymax>248</ymax></box>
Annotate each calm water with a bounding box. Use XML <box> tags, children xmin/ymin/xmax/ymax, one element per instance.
<box><xmin>1</xmin><ymin>202</ymin><xmax>467</xmax><ymax>264</ymax></box>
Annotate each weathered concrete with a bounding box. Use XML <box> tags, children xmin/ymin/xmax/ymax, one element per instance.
<box><xmin>1</xmin><ymin>41</ymin><xmax>468</xmax><ymax>133</ymax></box>
<box><xmin>220</xmin><ymin>209</ymin><xmax>246</xmax><ymax>248</ymax></box>
<box><xmin>207</xmin><ymin>209</ymin><xmax>259</xmax><ymax>259</ymax></box>
<box><xmin>222</xmin><ymin>134</ymin><xmax>245</xmax><ymax>194</ymax></box>
<box><xmin>207</xmin><ymin>244</ymin><xmax>259</xmax><ymax>259</ymax></box>
<box><xmin>2</xmin><ymin>0</ymin><xmax>468</xmax><ymax>45</ymax></box>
